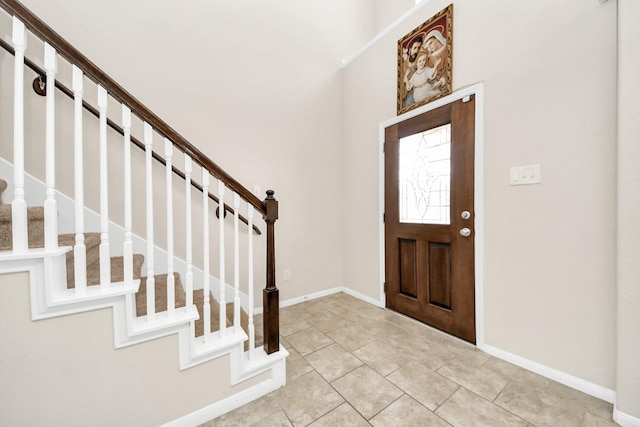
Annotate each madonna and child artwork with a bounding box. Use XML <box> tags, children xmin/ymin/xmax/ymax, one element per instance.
<box><xmin>397</xmin><ymin>4</ymin><xmax>453</xmax><ymax>115</ymax></box>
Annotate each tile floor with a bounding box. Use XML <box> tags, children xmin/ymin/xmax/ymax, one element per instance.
<box><xmin>201</xmin><ymin>292</ymin><xmax>618</xmax><ymax>427</ymax></box>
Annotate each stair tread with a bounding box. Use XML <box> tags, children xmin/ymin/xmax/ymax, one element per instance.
<box><xmin>191</xmin><ymin>289</ymin><xmax>261</xmax><ymax>348</ymax></box>
<box><xmin>63</xmin><ymin>233</ymin><xmax>107</xmax><ymax>287</ymax></box>
<box><xmin>0</xmin><ymin>179</ymin><xmax>6</xmax><ymax>204</ymax></box>
<box><xmin>86</xmin><ymin>254</ymin><xmax>144</xmax><ymax>287</ymax></box>
<box><xmin>0</xmin><ymin>188</ymin><xmax>261</xmax><ymax>347</ymax></box>
<box><xmin>136</xmin><ymin>272</ymin><xmax>186</xmax><ymax>316</ymax></box>
<box><xmin>0</xmin><ymin>204</ymin><xmax>44</xmax><ymax>221</ymax></box>
<box><xmin>58</xmin><ymin>232</ymin><xmax>101</xmax><ymax>248</ymax></box>
<box><xmin>0</xmin><ymin>205</ymin><xmax>45</xmax><ymax>250</ymax></box>
<box><xmin>192</xmin><ymin>289</ymin><xmax>228</xmax><ymax>336</ymax></box>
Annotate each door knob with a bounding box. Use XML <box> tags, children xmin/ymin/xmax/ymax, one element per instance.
<box><xmin>459</xmin><ymin>228</ymin><xmax>471</xmax><ymax>237</ymax></box>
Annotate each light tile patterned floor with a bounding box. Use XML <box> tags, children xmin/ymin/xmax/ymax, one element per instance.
<box><xmin>201</xmin><ymin>292</ymin><xmax>618</xmax><ymax>427</ymax></box>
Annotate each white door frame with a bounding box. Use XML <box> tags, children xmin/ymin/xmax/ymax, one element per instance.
<box><xmin>378</xmin><ymin>82</ymin><xmax>485</xmax><ymax>348</ymax></box>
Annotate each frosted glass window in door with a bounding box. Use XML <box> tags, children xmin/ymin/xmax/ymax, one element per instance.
<box><xmin>398</xmin><ymin>124</ymin><xmax>451</xmax><ymax>224</ymax></box>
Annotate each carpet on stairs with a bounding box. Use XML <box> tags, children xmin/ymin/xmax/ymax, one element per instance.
<box><xmin>0</xmin><ymin>178</ymin><xmax>260</xmax><ymax>349</ymax></box>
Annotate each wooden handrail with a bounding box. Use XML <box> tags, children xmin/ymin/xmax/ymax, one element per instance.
<box><xmin>0</xmin><ymin>0</ymin><xmax>265</xmax><ymax>214</ymax></box>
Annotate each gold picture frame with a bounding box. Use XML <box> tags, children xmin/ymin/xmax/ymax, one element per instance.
<box><xmin>397</xmin><ymin>4</ymin><xmax>453</xmax><ymax>115</ymax></box>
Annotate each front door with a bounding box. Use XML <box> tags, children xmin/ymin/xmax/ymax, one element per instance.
<box><xmin>384</xmin><ymin>96</ymin><xmax>476</xmax><ymax>343</ymax></box>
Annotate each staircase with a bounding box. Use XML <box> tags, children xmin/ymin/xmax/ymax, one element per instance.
<box><xmin>1</xmin><ymin>181</ymin><xmax>256</xmax><ymax>342</ymax></box>
<box><xmin>0</xmin><ymin>0</ymin><xmax>285</xmax><ymax>425</ymax></box>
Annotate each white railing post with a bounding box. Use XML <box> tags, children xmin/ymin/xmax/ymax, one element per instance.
<box><xmin>98</xmin><ymin>85</ymin><xmax>110</xmax><ymax>286</ymax></box>
<box><xmin>233</xmin><ymin>193</ymin><xmax>241</xmax><ymax>332</ymax></box>
<box><xmin>247</xmin><ymin>201</ymin><xmax>255</xmax><ymax>359</ymax></box>
<box><xmin>43</xmin><ymin>42</ymin><xmax>58</xmax><ymax>251</ymax></box>
<box><xmin>218</xmin><ymin>180</ymin><xmax>227</xmax><ymax>337</ymax></box>
<box><xmin>184</xmin><ymin>154</ymin><xmax>193</xmax><ymax>308</ymax></box>
<box><xmin>165</xmin><ymin>138</ymin><xmax>175</xmax><ymax>315</ymax></box>
<box><xmin>72</xmin><ymin>65</ymin><xmax>86</xmax><ymax>289</ymax></box>
<box><xmin>122</xmin><ymin>106</ymin><xmax>134</xmax><ymax>285</ymax></box>
<box><xmin>202</xmin><ymin>170</ymin><xmax>211</xmax><ymax>340</ymax></box>
<box><xmin>144</xmin><ymin>123</ymin><xmax>155</xmax><ymax>321</ymax></box>
<box><xmin>11</xmin><ymin>17</ymin><xmax>27</xmax><ymax>252</ymax></box>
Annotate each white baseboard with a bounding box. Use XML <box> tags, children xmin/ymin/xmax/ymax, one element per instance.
<box><xmin>254</xmin><ymin>287</ymin><xmax>343</xmax><ymax>314</ymax></box>
<box><xmin>160</xmin><ymin>375</ymin><xmax>284</xmax><ymax>427</ymax></box>
<box><xmin>253</xmin><ymin>285</ymin><xmax>385</xmax><ymax>315</ymax></box>
<box><xmin>280</xmin><ymin>286</ymin><xmax>345</xmax><ymax>308</ymax></box>
<box><xmin>482</xmin><ymin>344</ymin><xmax>616</xmax><ymax>404</ymax></box>
<box><xmin>614</xmin><ymin>406</ymin><xmax>640</xmax><ymax>427</ymax></box>
<box><xmin>341</xmin><ymin>286</ymin><xmax>385</xmax><ymax>307</ymax></box>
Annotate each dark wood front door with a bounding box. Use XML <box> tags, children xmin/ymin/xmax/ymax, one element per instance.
<box><xmin>384</xmin><ymin>96</ymin><xmax>476</xmax><ymax>343</ymax></box>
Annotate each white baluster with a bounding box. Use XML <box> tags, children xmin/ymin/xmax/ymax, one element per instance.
<box><xmin>247</xmin><ymin>201</ymin><xmax>255</xmax><ymax>359</ymax></box>
<box><xmin>43</xmin><ymin>43</ymin><xmax>58</xmax><ymax>251</ymax></box>
<box><xmin>233</xmin><ymin>193</ymin><xmax>241</xmax><ymax>332</ymax></box>
<box><xmin>218</xmin><ymin>180</ymin><xmax>226</xmax><ymax>337</ymax></box>
<box><xmin>11</xmin><ymin>18</ymin><xmax>27</xmax><ymax>252</ymax></box>
<box><xmin>165</xmin><ymin>139</ymin><xmax>175</xmax><ymax>315</ymax></box>
<box><xmin>144</xmin><ymin>123</ymin><xmax>155</xmax><ymax>321</ymax></box>
<box><xmin>202</xmin><ymin>170</ymin><xmax>211</xmax><ymax>340</ymax></box>
<box><xmin>72</xmin><ymin>65</ymin><xmax>86</xmax><ymax>289</ymax></box>
<box><xmin>122</xmin><ymin>106</ymin><xmax>134</xmax><ymax>285</ymax></box>
<box><xmin>184</xmin><ymin>154</ymin><xmax>193</xmax><ymax>309</ymax></box>
<box><xmin>98</xmin><ymin>86</ymin><xmax>110</xmax><ymax>286</ymax></box>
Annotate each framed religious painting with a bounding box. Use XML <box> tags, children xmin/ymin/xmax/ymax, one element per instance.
<box><xmin>397</xmin><ymin>4</ymin><xmax>453</xmax><ymax>115</ymax></box>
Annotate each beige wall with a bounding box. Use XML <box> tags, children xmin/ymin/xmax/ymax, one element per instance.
<box><xmin>342</xmin><ymin>0</ymin><xmax>617</xmax><ymax>389</ymax></box>
<box><xmin>372</xmin><ymin>0</ymin><xmax>416</xmax><ymax>34</ymax></box>
<box><xmin>616</xmin><ymin>0</ymin><xmax>640</xmax><ymax>419</ymax></box>
<box><xmin>0</xmin><ymin>272</ymin><xmax>269</xmax><ymax>426</ymax></box>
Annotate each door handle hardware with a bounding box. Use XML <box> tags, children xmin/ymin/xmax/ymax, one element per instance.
<box><xmin>461</xmin><ymin>211</ymin><xmax>471</xmax><ymax>220</ymax></box>
<box><xmin>460</xmin><ymin>228</ymin><xmax>471</xmax><ymax>237</ymax></box>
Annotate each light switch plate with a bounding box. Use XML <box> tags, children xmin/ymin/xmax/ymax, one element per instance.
<box><xmin>509</xmin><ymin>164</ymin><xmax>541</xmax><ymax>185</ymax></box>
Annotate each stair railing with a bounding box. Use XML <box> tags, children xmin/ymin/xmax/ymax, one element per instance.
<box><xmin>0</xmin><ymin>17</ymin><xmax>261</xmax><ymax>237</ymax></box>
<box><xmin>0</xmin><ymin>0</ymin><xmax>280</xmax><ymax>355</ymax></box>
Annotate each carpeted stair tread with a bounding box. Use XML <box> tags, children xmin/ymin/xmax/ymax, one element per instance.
<box><xmin>0</xmin><ymin>179</ymin><xmax>7</xmax><ymax>203</ymax></box>
<box><xmin>58</xmin><ymin>232</ymin><xmax>101</xmax><ymax>248</ymax></box>
<box><xmin>77</xmin><ymin>253</ymin><xmax>145</xmax><ymax>288</ymax></box>
<box><xmin>61</xmin><ymin>233</ymin><xmax>102</xmax><ymax>284</ymax></box>
<box><xmin>1</xmin><ymin>177</ymin><xmax>261</xmax><ymax>350</ymax></box>
<box><xmin>0</xmin><ymin>205</ymin><xmax>45</xmax><ymax>250</ymax></box>
<box><xmin>191</xmin><ymin>289</ymin><xmax>261</xmax><ymax>349</ymax></box>
<box><xmin>192</xmin><ymin>289</ymin><xmax>228</xmax><ymax>337</ymax></box>
<box><xmin>135</xmin><ymin>272</ymin><xmax>186</xmax><ymax>316</ymax></box>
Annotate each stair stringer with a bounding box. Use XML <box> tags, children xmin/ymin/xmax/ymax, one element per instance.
<box><xmin>0</xmin><ymin>248</ymin><xmax>141</xmax><ymax>320</ymax></box>
<box><xmin>177</xmin><ymin>323</ymin><xmax>288</xmax><ymax>377</ymax></box>
<box><xmin>0</xmin><ymin>253</ymin><xmax>288</xmax><ymax>421</ymax></box>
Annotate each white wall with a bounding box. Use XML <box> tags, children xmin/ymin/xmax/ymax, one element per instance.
<box><xmin>616</xmin><ymin>0</ymin><xmax>640</xmax><ymax>421</ymax></box>
<box><xmin>342</xmin><ymin>0</ymin><xmax>617</xmax><ymax>391</ymax></box>
<box><xmin>0</xmin><ymin>272</ymin><xmax>269</xmax><ymax>426</ymax></box>
<box><xmin>372</xmin><ymin>0</ymin><xmax>416</xmax><ymax>34</ymax></box>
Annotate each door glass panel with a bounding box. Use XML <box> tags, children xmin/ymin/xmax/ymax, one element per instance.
<box><xmin>398</xmin><ymin>123</ymin><xmax>451</xmax><ymax>224</ymax></box>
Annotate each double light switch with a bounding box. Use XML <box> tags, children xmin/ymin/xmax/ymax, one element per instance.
<box><xmin>509</xmin><ymin>164</ymin><xmax>541</xmax><ymax>185</ymax></box>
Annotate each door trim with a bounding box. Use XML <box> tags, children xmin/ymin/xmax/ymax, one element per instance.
<box><xmin>378</xmin><ymin>83</ymin><xmax>485</xmax><ymax>348</ymax></box>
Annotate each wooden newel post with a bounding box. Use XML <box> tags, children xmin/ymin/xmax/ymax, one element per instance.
<box><xmin>263</xmin><ymin>190</ymin><xmax>279</xmax><ymax>354</ymax></box>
